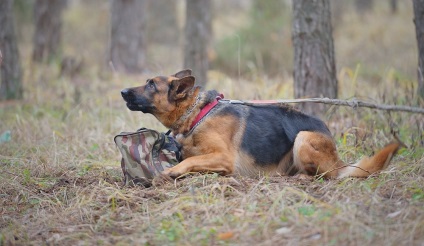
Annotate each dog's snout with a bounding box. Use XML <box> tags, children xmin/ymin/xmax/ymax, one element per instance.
<box><xmin>121</xmin><ymin>88</ymin><xmax>135</xmax><ymax>100</ymax></box>
<box><xmin>121</xmin><ymin>88</ymin><xmax>130</xmax><ymax>97</ymax></box>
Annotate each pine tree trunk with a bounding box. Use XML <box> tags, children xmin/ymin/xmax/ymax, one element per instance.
<box><xmin>414</xmin><ymin>0</ymin><xmax>424</xmax><ymax>100</ymax></box>
<box><xmin>32</xmin><ymin>0</ymin><xmax>66</xmax><ymax>63</ymax></box>
<box><xmin>0</xmin><ymin>0</ymin><xmax>23</xmax><ymax>100</ymax></box>
<box><xmin>355</xmin><ymin>0</ymin><xmax>374</xmax><ymax>14</ymax></box>
<box><xmin>390</xmin><ymin>0</ymin><xmax>398</xmax><ymax>14</ymax></box>
<box><xmin>109</xmin><ymin>0</ymin><xmax>146</xmax><ymax>74</ymax></box>
<box><xmin>292</xmin><ymin>0</ymin><xmax>338</xmax><ymax>116</ymax></box>
<box><xmin>184</xmin><ymin>0</ymin><xmax>212</xmax><ymax>86</ymax></box>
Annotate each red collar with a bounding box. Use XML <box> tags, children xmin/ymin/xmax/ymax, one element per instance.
<box><xmin>190</xmin><ymin>94</ymin><xmax>223</xmax><ymax>129</ymax></box>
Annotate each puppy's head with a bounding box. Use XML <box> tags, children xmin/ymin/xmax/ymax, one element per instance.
<box><xmin>121</xmin><ymin>69</ymin><xmax>195</xmax><ymax>115</ymax></box>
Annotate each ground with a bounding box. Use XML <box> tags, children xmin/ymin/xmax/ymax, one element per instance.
<box><xmin>0</xmin><ymin>67</ymin><xmax>423</xmax><ymax>245</ymax></box>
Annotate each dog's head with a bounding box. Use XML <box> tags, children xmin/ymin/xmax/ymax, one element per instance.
<box><xmin>121</xmin><ymin>69</ymin><xmax>196</xmax><ymax>116</ymax></box>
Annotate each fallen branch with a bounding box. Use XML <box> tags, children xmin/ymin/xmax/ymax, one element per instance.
<box><xmin>226</xmin><ymin>97</ymin><xmax>424</xmax><ymax>114</ymax></box>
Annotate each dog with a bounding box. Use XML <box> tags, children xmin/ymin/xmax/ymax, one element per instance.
<box><xmin>121</xmin><ymin>69</ymin><xmax>400</xmax><ymax>179</ymax></box>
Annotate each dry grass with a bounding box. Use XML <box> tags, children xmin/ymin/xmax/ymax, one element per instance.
<box><xmin>1</xmin><ymin>1</ymin><xmax>424</xmax><ymax>245</ymax></box>
<box><xmin>2</xmin><ymin>169</ymin><xmax>424</xmax><ymax>245</ymax></box>
<box><xmin>1</xmin><ymin>65</ymin><xmax>423</xmax><ymax>245</ymax></box>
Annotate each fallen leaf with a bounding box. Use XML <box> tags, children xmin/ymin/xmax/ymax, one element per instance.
<box><xmin>218</xmin><ymin>231</ymin><xmax>234</xmax><ymax>240</ymax></box>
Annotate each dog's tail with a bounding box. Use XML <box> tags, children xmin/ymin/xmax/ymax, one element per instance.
<box><xmin>337</xmin><ymin>142</ymin><xmax>400</xmax><ymax>178</ymax></box>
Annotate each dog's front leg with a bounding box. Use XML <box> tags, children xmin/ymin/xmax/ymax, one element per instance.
<box><xmin>162</xmin><ymin>153</ymin><xmax>234</xmax><ymax>178</ymax></box>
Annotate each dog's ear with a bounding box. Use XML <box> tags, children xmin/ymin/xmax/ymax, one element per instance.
<box><xmin>170</xmin><ymin>76</ymin><xmax>195</xmax><ymax>100</ymax></box>
<box><xmin>173</xmin><ymin>69</ymin><xmax>192</xmax><ymax>79</ymax></box>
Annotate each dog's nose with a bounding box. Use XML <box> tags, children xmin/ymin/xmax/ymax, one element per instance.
<box><xmin>121</xmin><ymin>88</ymin><xmax>130</xmax><ymax>97</ymax></box>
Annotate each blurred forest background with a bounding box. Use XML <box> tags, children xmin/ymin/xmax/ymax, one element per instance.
<box><xmin>1</xmin><ymin>0</ymin><xmax>423</xmax><ymax>105</ymax></box>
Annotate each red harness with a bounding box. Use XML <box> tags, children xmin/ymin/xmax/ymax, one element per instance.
<box><xmin>190</xmin><ymin>94</ymin><xmax>224</xmax><ymax>129</ymax></box>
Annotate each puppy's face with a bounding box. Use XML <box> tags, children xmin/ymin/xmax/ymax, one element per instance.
<box><xmin>121</xmin><ymin>69</ymin><xmax>195</xmax><ymax>117</ymax></box>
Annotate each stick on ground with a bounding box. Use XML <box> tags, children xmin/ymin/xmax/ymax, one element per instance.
<box><xmin>225</xmin><ymin>97</ymin><xmax>424</xmax><ymax>114</ymax></box>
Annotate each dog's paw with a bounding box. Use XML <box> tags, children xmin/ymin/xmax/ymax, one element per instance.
<box><xmin>152</xmin><ymin>173</ymin><xmax>173</xmax><ymax>187</ymax></box>
<box><xmin>293</xmin><ymin>173</ymin><xmax>314</xmax><ymax>181</ymax></box>
<box><xmin>162</xmin><ymin>168</ymin><xmax>184</xmax><ymax>179</ymax></box>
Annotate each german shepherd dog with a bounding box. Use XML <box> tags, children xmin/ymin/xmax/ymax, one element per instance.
<box><xmin>121</xmin><ymin>69</ymin><xmax>400</xmax><ymax>179</ymax></box>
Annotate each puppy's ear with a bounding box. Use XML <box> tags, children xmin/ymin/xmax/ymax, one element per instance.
<box><xmin>170</xmin><ymin>76</ymin><xmax>195</xmax><ymax>100</ymax></box>
<box><xmin>173</xmin><ymin>69</ymin><xmax>192</xmax><ymax>79</ymax></box>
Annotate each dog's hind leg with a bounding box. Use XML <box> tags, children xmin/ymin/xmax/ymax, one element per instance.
<box><xmin>292</xmin><ymin>131</ymin><xmax>400</xmax><ymax>178</ymax></box>
<box><xmin>292</xmin><ymin>131</ymin><xmax>344</xmax><ymax>178</ymax></box>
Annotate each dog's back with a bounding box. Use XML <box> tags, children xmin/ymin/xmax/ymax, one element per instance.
<box><xmin>184</xmin><ymin>102</ymin><xmax>331</xmax><ymax>176</ymax></box>
<box><xmin>187</xmin><ymin>100</ymin><xmax>399</xmax><ymax>178</ymax></box>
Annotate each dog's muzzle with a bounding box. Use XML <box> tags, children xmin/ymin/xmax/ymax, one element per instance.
<box><xmin>121</xmin><ymin>88</ymin><xmax>155</xmax><ymax>113</ymax></box>
<box><xmin>121</xmin><ymin>88</ymin><xmax>133</xmax><ymax>100</ymax></box>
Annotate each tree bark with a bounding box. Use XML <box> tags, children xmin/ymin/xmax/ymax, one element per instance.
<box><xmin>390</xmin><ymin>0</ymin><xmax>398</xmax><ymax>14</ymax></box>
<box><xmin>355</xmin><ymin>0</ymin><xmax>374</xmax><ymax>14</ymax></box>
<box><xmin>32</xmin><ymin>0</ymin><xmax>66</xmax><ymax>63</ymax></box>
<box><xmin>292</xmin><ymin>0</ymin><xmax>338</xmax><ymax>116</ymax></box>
<box><xmin>184</xmin><ymin>0</ymin><xmax>212</xmax><ymax>86</ymax></box>
<box><xmin>109</xmin><ymin>0</ymin><xmax>146</xmax><ymax>74</ymax></box>
<box><xmin>414</xmin><ymin>0</ymin><xmax>424</xmax><ymax>100</ymax></box>
<box><xmin>0</xmin><ymin>0</ymin><xmax>23</xmax><ymax>100</ymax></box>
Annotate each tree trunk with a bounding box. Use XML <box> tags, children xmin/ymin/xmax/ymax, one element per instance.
<box><xmin>109</xmin><ymin>0</ymin><xmax>146</xmax><ymax>74</ymax></box>
<box><xmin>390</xmin><ymin>0</ymin><xmax>398</xmax><ymax>14</ymax></box>
<box><xmin>32</xmin><ymin>0</ymin><xmax>66</xmax><ymax>63</ymax></box>
<box><xmin>0</xmin><ymin>0</ymin><xmax>23</xmax><ymax>100</ymax></box>
<box><xmin>414</xmin><ymin>0</ymin><xmax>424</xmax><ymax>100</ymax></box>
<box><xmin>355</xmin><ymin>0</ymin><xmax>374</xmax><ymax>14</ymax></box>
<box><xmin>292</xmin><ymin>0</ymin><xmax>338</xmax><ymax>116</ymax></box>
<box><xmin>184</xmin><ymin>0</ymin><xmax>212</xmax><ymax>86</ymax></box>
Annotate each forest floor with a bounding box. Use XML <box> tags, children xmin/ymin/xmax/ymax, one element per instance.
<box><xmin>1</xmin><ymin>1</ymin><xmax>423</xmax><ymax>245</ymax></box>
<box><xmin>0</xmin><ymin>65</ymin><xmax>423</xmax><ymax>245</ymax></box>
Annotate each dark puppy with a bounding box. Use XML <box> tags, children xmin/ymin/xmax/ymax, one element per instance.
<box><xmin>121</xmin><ymin>69</ymin><xmax>399</xmax><ymax>179</ymax></box>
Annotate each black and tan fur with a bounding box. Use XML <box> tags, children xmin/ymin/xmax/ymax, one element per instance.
<box><xmin>121</xmin><ymin>69</ymin><xmax>400</xmax><ymax>179</ymax></box>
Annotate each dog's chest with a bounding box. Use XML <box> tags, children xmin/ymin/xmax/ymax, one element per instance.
<box><xmin>175</xmin><ymin>133</ymin><xmax>203</xmax><ymax>159</ymax></box>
